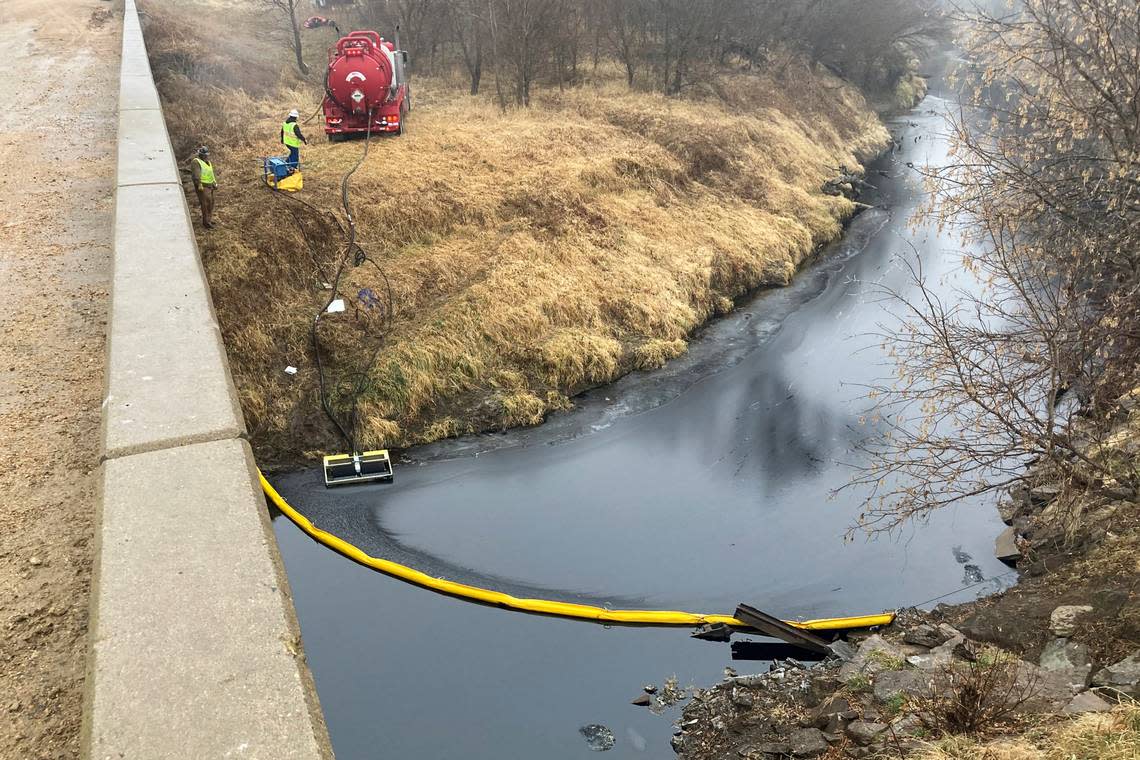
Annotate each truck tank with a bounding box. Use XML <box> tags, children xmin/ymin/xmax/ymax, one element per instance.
<box><xmin>322</xmin><ymin>30</ymin><xmax>409</xmax><ymax>138</ymax></box>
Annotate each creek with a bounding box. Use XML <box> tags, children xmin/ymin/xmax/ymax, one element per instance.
<box><xmin>271</xmin><ymin>63</ymin><xmax>1014</xmax><ymax>759</ymax></box>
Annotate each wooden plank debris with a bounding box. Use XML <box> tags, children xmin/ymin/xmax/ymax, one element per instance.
<box><xmin>734</xmin><ymin>604</ymin><xmax>833</xmax><ymax>655</ymax></box>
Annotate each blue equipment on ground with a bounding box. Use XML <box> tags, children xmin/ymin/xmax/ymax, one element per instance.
<box><xmin>263</xmin><ymin>156</ymin><xmax>303</xmax><ymax>191</ymax></box>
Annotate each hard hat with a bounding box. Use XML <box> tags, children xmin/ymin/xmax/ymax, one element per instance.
<box><xmin>198</xmin><ymin>145</ymin><xmax>209</xmax><ymax>156</ymax></box>
<box><xmin>288</xmin><ymin>109</ymin><xmax>300</xmax><ymax>119</ymax></box>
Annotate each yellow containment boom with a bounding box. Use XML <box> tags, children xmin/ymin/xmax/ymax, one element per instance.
<box><xmin>260</xmin><ymin>471</ymin><xmax>896</xmax><ymax>632</ymax></box>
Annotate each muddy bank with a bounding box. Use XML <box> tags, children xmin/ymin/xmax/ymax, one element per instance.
<box><xmin>948</xmin><ymin>494</ymin><xmax>1138</xmax><ymax>669</ymax></box>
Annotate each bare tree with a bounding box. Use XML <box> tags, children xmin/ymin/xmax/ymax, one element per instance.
<box><xmin>261</xmin><ymin>0</ymin><xmax>310</xmax><ymax>75</ymax></box>
<box><xmin>395</xmin><ymin>0</ymin><xmax>448</xmax><ymax>72</ymax></box>
<box><xmin>605</xmin><ymin>0</ymin><xmax>649</xmax><ymax>87</ymax></box>
<box><xmin>450</xmin><ymin>0</ymin><xmax>486</xmax><ymax>94</ymax></box>
<box><xmin>550</xmin><ymin>0</ymin><xmax>585</xmax><ymax>89</ymax></box>
<box><xmin>342</xmin><ymin>0</ymin><xmax>947</xmax><ymax>104</ymax></box>
<box><xmin>489</xmin><ymin>0</ymin><xmax>558</xmax><ymax>106</ymax></box>
<box><xmin>849</xmin><ymin>0</ymin><xmax>1140</xmax><ymax>535</ymax></box>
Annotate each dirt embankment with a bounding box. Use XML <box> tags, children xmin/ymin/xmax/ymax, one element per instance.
<box><xmin>140</xmin><ymin>0</ymin><xmax>889</xmax><ymax>467</ymax></box>
<box><xmin>0</xmin><ymin>0</ymin><xmax>118</xmax><ymax>758</ymax></box>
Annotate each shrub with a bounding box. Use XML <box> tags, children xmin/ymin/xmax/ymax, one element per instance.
<box><xmin>909</xmin><ymin>646</ymin><xmax>1035</xmax><ymax>736</ymax></box>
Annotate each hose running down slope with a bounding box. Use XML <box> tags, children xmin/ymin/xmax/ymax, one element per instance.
<box><xmin>260</xmin><ymin>472</ymin><xmax>896</xmax><ymax>632</ymax></box>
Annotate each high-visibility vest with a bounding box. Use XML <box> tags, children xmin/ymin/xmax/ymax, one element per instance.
<box><xmin>195</xmin><ymin>158</ymin><xmax>215</xmax><ymax>185</ymax></box>
<box><xmin>282</xmin><ymin>121</ymin><xmax>301</xmax><ymax>148</ymax></box>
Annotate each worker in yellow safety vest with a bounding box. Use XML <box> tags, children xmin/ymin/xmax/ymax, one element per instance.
<box><xmin>190</xmin><ymin>145</ymin><xmax>217</xmax><ymax>229</ymax></box>
<box><xmin>281</xmin><ymin>109</ymin><xmax>308</xmax><ymax>172</ymax></box>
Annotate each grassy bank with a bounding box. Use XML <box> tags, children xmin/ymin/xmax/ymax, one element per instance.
<box><xmin>143</xmin><ymin>1</ymin><xmax>888</xmax><ymax>465</ymax></box>
<box><xmin>914</xmin><ymin>703</ymin><xmax>1140</xmax><ymax>759</ymax></box>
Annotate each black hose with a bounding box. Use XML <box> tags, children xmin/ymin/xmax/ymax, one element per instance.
<box><xmin>264</xmin><ymin>109</ymin><xmax>395</xmax><ymax>454</ymax></box>
<box><xmin>323</xmin><ymin>67</ymin><xmax>350</xmax><ymax>116</ymax></box>
<box><xmin>310</xmin><ymin>245</ymin><xmax>356</xmax><ymax>448</ymax></box>
<box><xmin>301</xmin><ymin>100</ymin><xmax>324</xmax><ymax>125</ymax></box>
<box><xmin>311</xmin><ymin>109</ymin><xmax>379</xmax><ymax>453</ymax></box>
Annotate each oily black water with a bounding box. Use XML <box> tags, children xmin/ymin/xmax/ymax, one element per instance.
<box><xmin>272</xmin><ymin>69</ymin><xmax>1013</xmax><ymax>760</ymax></box>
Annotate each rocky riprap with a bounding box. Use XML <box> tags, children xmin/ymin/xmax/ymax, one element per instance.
<box><xmin>670</xmin><ymin>609</ymin><xmax>1140</xmax><ymax>759</ymax></box>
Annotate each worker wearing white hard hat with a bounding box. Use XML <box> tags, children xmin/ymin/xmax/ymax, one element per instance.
<box><xmin>280</xmin><ymin>109</ymin><xmax>308</xmax><ymax>172</ymax></box>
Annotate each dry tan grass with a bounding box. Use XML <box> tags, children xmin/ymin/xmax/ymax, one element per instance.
<box><xmin>142</xmin><ymin>0</ymin><xmax>889</xmax><ymax>463</ymax></box>
<box><xmin>634</xmin><ymin>338</ymin><xmax>688</xmax><ymax>371</ymax></box>
<box><xmin>908</xmin><ymin>703</ymin><xmax>1140</xmax><ymax>760</ymax></box>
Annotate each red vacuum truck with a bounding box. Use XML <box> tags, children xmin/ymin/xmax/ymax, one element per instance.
<box><xmin>322</xmin><ymin>31</ymin><xmax>410</xmax><ymax>139</ymax></box>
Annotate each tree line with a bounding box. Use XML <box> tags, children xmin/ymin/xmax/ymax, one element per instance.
<box><xmin>851</xmin><ymin>0</ymin><xmax>1140</xmax><ymax>533</ymax></box>
<box><xmin>294</xmin><ymin>0</ymin><xmax>948</xmax><ymax>106</ymax></box>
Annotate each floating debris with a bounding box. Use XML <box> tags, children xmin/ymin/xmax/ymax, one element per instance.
<box><xmin>691</xmin><ymin>622</ymin><xmax>733</xmax><ymax>642</ymax></box>
<box><xmin>657</xmin><ymin>675</ymin><xmax>687</xmax><ymax>709</ymax></box>
<box><xmin>578</xmin><ymin>724</ymin><xmax>615</xmax><ymax>752</ymax></box>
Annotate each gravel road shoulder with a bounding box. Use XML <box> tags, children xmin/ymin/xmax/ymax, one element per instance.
<box><xmin>0</xmin><ymin>1</ymin><xmax>119</xmax><ymax>756</ymax></box>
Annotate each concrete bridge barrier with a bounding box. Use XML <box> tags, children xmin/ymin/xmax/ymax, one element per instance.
<box><xmin>82</xmin><ymin>1</ymin><xmax>332</xmax><ymax>756</ymax></box>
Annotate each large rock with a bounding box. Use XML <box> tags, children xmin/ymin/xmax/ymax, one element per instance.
<box><xmin>906</xmin><ymin>651</ymin><xmax>948</xmax><ymax>671</ymax></box>
<box><xmin>1039</xmin><ymin>639</ymin><xmax>1094</xmax><ymax>690</ymax></box>
<box><xmin>931</xmin><ymin>627</ymin><xmax>966</xmax><ymax>654</ymax></box>
<box><xmin>994</xmin><ymin>526</ymin><xmax>1021</xmax><ymax>564</ymax></box>
<box><xmin>1063</xmin><ymin>691</ymin><xmax>1113</xmax><ymax>715</ymax></box>
<box><xmin>908</xmin><ymin>627</ymin><xmax>966</xmax><ymax>671</ymax></box>
<box><xmin>888</xmin><ymin>712</ymin><xmax>927</xmax><ymax>737</ymax></box>
<box><xmin>827</xmin><ymin>640</ymin><xmax>858</xmax><ymax>662</ymax></box>
<box><xmin>1091</xmin><ymin>649</ymin><xmax>1140</xmax><ymax>697</ymax></box>
<box><xmin>1029</xmin><ymin>483</ymin><xmax>1062</xmax><ymax>505</ymax></box>
<box><xmin>996</xmin><ymin>498</ymin><xmax>1018</xmax><ymax>525</ymax></box>
<box><xmin>845</xmin><ymin>721</ymin><xmax>887</xmax><ymax>746</ymax></box>
<box><xmin>873</xmin><ymin>670</ymin><xmax>930</xmax><ymax>703</ymax></box>
<box><xmin>788</xmin><ymin>728</ymin><xmax>829</xmax><ymax>757</ymax></box>
<box><xmin>957</xmin><ymin>595</ymin><xmax>1061</xmax><ymax>654</ymax></box>
<box><xmin>810</xmin><ymin>696</ymin><xmax>853</xmax><ymax>729</ymax></box>
<box><xmin>1049</xmin><ymin>605</ymin><xmax>1094</xmax><ymax>637</ymax></box>
<box><xmin>904</xmin><ymin>624</ymin><xmax>950</xmax><ymax>649</ymax></box>
<box><xmin>839</xmin><ymin>635</ymin><xmax>908</xmax><ymax>680</ymax></box>
<box><xmin>1013</xmin><ymin>661</ymin><xmax>1082</xmax><ymax>713</ymax></box>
